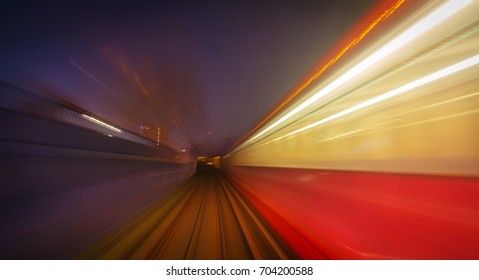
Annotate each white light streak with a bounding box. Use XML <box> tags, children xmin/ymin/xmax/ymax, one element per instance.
<box><xmin>273</xmin><ymin>54</ymin><xmax>479</xmax><ymax>141</ymax></box>
<box><xmin>70</xmin><ymin>61</ymin><xmax>120</xmax><ymax>96</ymax></box>
<box><xmin>81</xmin><ymin>114</ymin><xmax>122</xmax><ymax>133</ymax></box>
<box><xmin>242</xmin><ymin>0</ymin><xmax>472</xmax><ymax>146</ymax></box>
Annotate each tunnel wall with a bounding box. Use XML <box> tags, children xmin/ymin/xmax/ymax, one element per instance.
<box><xmin>0</xmin><ymin>89</ymin><xmax>195</xmax><ymax>259</ymax></box>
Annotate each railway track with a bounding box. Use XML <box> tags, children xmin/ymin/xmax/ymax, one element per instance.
<box><xmin>73</xmin><ymin>165</ymin><xmax>295</xmax><ymax>259</ymax></box>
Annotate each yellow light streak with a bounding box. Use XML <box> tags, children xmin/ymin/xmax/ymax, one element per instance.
<box><xmin>273</xmin><ymin>54</ymin><xmax>479</xmax><ymax>142</ymax></box>
<box><xmin>243</xmin><ymin>0</ymin><xmax>472</xmax><ymax>147</ymax></box>
<box><xmin>237</xmin><ymin>0</ymin><xmax>405</xmax><ymax>148</ymax></box>
<box><xmin>81</xmin><ymin>114</ymin><xmax>122</xmax><ymax>133</ymax></box>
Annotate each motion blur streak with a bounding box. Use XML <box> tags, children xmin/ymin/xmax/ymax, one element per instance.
<box><xmin>1</xmin><ymin>0</ymin><xmax>479</xmax><ymax>260</ymax></box>
<box><xmin>241</xmin><ymin>0</ymin><xmax>472</xmax><ymax>147</ymax></box>
<box><xmin>227</xmin><ymin>167</ymin><xmax>479</xmax><ymax>259</ymax></box>
<box><xmin>81</xmin><ymin>114</ymin><xmax>122</xmax><ymax>133</ymax></box>
<box><xmin>236</xmin><ymin>0</ymin><xmax>405</xmax><ymax>147</ymax></box>
<box><xmin>273</xmin><ymin>54</ymin><xmax>479</xmax><ymax>141</ymax></box>
<box><xmin>73</xmin><ymin>166</ymin><xmax>296</xmax><ymax>260</ymax></box>
<box><xmin>225</xmin><ymin>0</ymin><xmax>479</xmax><ymax>259</ymax></box>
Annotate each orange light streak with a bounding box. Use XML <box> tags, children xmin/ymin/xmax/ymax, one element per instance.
<box><xmin>230</xmin><ymin>0</ymin><xmax>406</xmax><ymax>152</ymax></box>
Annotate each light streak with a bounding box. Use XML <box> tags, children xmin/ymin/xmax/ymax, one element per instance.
<box><xmin>242</xmin><ymin>0</ymin><xmax>473</xmax><ymax>147</ymax></box>
<box><xmin>70</xmin><ymin>60</ymin><xmax>119</xmax><ymax>96</ymax></box>
<box><xmin>273</xmin><ymin>54</ymin><xmax>479</xmax><ymax>142</ymax></box>
<box><xmin>81</xmin><ymin>114</ymin><xmax>122</xmax><ymax>133</ymax></box>
<box><xmin>235</xmin><ymin>0</ymin><xmax>405</xmax><ymax>149</ymax></box>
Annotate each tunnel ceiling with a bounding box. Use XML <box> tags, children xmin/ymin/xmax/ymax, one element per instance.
<box><xmin>0</xmin><ymin>0</ymin><xmax>375</xmax><ymax>156</ymax></box>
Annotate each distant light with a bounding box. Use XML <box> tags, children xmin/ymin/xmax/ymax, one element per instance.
<box><xmin>81</xmin><ymin>114</ymin><xmax>122</xmax><ymax>133</ymax></box>
<box><xmin>181</xmin><ymin>149</ymin><xmax>187</xmax><ymax>152</ymax></box>
<box><xmin>243</xmin><ymin>0</ymin><xmax>472</xmax><ymax>146</ymax></box>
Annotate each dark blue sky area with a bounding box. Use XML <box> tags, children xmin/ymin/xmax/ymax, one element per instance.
<box><xmin>0</xmin><ymin>0</ymin><xmax>375</xmax><ymax>155</ymax></box>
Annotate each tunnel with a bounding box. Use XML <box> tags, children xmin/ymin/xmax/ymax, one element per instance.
<box><xmin>1</xmin><ymin>0</ymin><xmax>479</xmax><ymax>260</ymax></box>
